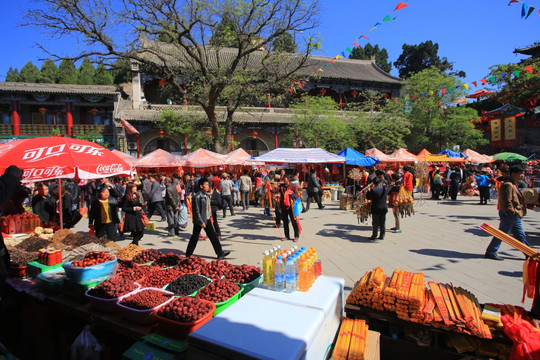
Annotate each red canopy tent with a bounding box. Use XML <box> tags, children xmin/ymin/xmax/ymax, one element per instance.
<box><xmin>223</xmin><ymin>148</ymin><xmax>265</xmax><ymax>166</ymax></box>
<box><xmin>182</xmin><ymin>148</ymin><xmax>225</xmax><ymax>168</ymax></box>
<box><xmin>416</xmin><ymin>149</ymin><xmax>432</xmax><ymax>162</ymax></box>
<box><xmin>111</xmin><ymin>149</ymin><xmax>138</xmax><ymax>166</ymax></box>
<box><xmin>388</xmin><ymin>148</ymin><xmax>418</xmax><ymax>163</ymax></box>
<box><xmin>466</xmin><ymin>89</ymin><xmax>495</xmax><ymax>100</ymax></box>
<box><xmin>134</xmin><ymin>149</ymin><xmax>184</xmax><ymax>168</ymax></box>
<box><xmin>463</xmin><ymin>149</ymin><xmax>494</xmax><ymax>163</ymax></box>
<box><xmin>365</xmin><ymin>148</ymin><xmax>392</xmax><ymax>162</ymax></box>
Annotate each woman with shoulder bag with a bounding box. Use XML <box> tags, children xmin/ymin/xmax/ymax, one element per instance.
<box><xmin>121</xmin><ymin>182</ymin><xmax>146</xmax><ymax>245</ymax></box>
<box><xmin>89</xmin><ymin>187</ymin><xmax>120</xmax><ymax>241</ymax></box>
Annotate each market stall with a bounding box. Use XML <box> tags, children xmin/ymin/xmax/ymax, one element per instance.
<box><xmin>387</xmin><ymin>148</ymin><xmax>419</xmax><ymax>164</ymax></box>
<box><xmin>133</xmin><ymin>148</ymin><xmax>184</xmax><ymax>175</ymax></box>
<box><xmin>111</xmin><ymin>149</ymin><xmax>139</xmax><ymax>166</ymax></box>
<box><xmin>365</xmin><ymin>148</ymin><xmax>392</xmax><ymax>163</ymax></box>
<box><xmin>462</xmin><ymin>149</ymin><xmax>494</xmax><ymax>164</ymax></box>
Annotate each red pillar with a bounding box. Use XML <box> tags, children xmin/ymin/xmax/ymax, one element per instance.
<box><xmin>11</xmin><ymin>101</ymin><xmax>20</xmax><ymax>136</ymax></box>
<box><xmin>231</xmin><ymin>133</ymin><xmax>235</xmax><ymax>151</ymax></box>
<box><xmin>184</xmin><ymin>133</ymin><xmax>188</xmax><ymax>155</ymax></box>
<box><xmin>274</xmin><ymin>128</ymin><xmax>278</xmax><ymax>149</ymax></box>
<box><xmin>66</xmin><ymin>102</ymin><xmax>73</xmax><ymax>136</ymax></box>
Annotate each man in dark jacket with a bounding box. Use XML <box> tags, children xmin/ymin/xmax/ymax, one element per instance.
<box><xmin>366</xmin><ymin>178</ymin><xmax>390</xmax><ymax>240</ymax></box>
<box><xmin>185</xmin><ymin>178</ymin><xmax>230</xmax><ymax>259</ymax></box>
<box><xmin>164</xmin><ymin>177</ymin><xmax>182</xmax><ymax>236</ymax></box>
<box><xmin>0</xmin><ymin>165</ymin><xmax>24</xmax><ymax>300</ymax></box>
<box><xmin>32</xmin><ymin>183</ymin><xmax>55</xmax><ymax>224</ymax></box>
<box><xmin>306</xmin><ymin>168</ymin><xmax>324</xmax><ymax>211</ymax></box>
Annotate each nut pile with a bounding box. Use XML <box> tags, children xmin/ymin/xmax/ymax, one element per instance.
<box><xmin>138</xmin><ymin>268</ymin><xmax>181</xmax><ymax>288</ymax></box>
<box><xmin>15</xmin><ymin>237</ymin><xmax>53</xmax><ymax>252</ymax></box>
<box><xmin>154</xmin><ymin>252</ymin><xmax>184</xmax><ymax>268</ymax></box>
<box><xmin>228</xmin><ymin>264</ymin><xmax>263</xmax><ymax>284</ymax></box>
<box><xmin>132</xmin><ymin>249</ymin><xmax>164</xmax><ymax>264</ymax></box>
<box><xmin>198</xmin><ymin>279</ymin><xmax>240</xmax><ymax>303</ymax></box>
<box><xmin>87</xmin><ymin>277</ymin><xmax>137</xmax><ymax>299</ymax></box>
<box><xmin>116</xmin><ymin>265</ymin><xmax>161</xmax><ymax>282</ymax></box>
<box><xmin>116</xmin><ymin>244</ymin><xmax>144</xmax><ymax>260</ymax></box>
<box><xmin>157</xmin><ymin>297</ymin><xmax>213</xmax><ymax>323</ymax></box>
<box><xmin>72</xmin><ymin>251</ymin><xmax>114</xmax><ymax>267</ymax></box>
<box><xmin>174</xmin><ymin>256</ymin><xmax>207</xmax><ymax>275</ymax></box>
<box><xmin>167</xmin><ymin>274</ymin><xmax>211</xmax><ymax>296</ymax></box>
<box><xmin>200</xmin><ymin>260</ymin><xmax>234</xmax><ymax>281</ymax></box>
<box><xmin>9</xmin><ymin>249</ymin><xmax>38</xmax><ymax>267</ymax></box>
<box><xmin>120</xmin><ymin>289</ymin><xmax>172</xmax><ymax>310</ymax></box>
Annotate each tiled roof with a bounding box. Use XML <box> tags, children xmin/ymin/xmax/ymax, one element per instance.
<box><xmin>140</xmin><ymin>39</ymin><xmax>402</xmax><ymax>85</ymax></box>
<box><xmin>514</xmin><ymin>42</ymin><xmax>540</xmax><ymax>56</ymax></box>
<box><xmin>0</xmin><ymin>82</ymin><xmax>119</xmax><ymax>95</ymax></box>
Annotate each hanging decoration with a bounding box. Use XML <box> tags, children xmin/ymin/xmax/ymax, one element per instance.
<box><xmin>90</xmin><ymin>108</ymin><xmax>99</xmax><ymax>115</ymax></box>
<box><xmin>250</xmin><ymin>130</ymin><xmax>259</xmax><ymax>138</ymax></box>
<box><xmin>159</xmin><ymin>79</ymin><xmax>168</xmax><ymax>87</ymax></box>
<box><xmin>38</xmin><ymin>107</ymin><xmax>47</xmax><ymax>115</ymax></box>
<box><xmin>320</xmin><ymin>88</ymin><xmax>327</xmax><ymax>95</ymax></box>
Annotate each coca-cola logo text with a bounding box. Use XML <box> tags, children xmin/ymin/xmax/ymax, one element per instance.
<box><xmin>22</xmin><ymin>144</ymin><xmax>104</xmax><ymax>163</ymax></box>
<box><xmin>23</xmin><ymin>166</ymin><xmax>67</xmax><ymax>179</ymax></box>
<box><xmin>96</xmin><ymin>163</ymin><xmax>125</xmax><ymax>174</ymax></box>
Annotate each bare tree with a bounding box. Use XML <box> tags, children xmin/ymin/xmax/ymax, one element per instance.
<box><xmin>24</xmin><ymin>0</ymin><xmax>321</xmax><ymax>152</ymax></box>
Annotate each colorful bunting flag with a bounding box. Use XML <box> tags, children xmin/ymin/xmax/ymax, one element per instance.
<box><xmin>489</xmin><ymin>76</ymin><xmax>497</xmax><ymax>84</ymax></box>
<box><xmin>508</xmin><ymin>0</ymin><xmax>520</xmax><ymax>4</ymax></box>
<box><xmin>448</xmin><ymin>88</ymin><xmax>454</xmax><ymax>94</ymax></box>
<box><xmin>480</xmin><ymin>79</ymin><xmax>487</xmax><ymax>85</ymax></box>
<box><xmin>341</xmin><ymin>51</ymin><xmax>346</xmax><ymax>58</ymax></box>
<box><xmin>374</xmin><ymin>22</ymin><xmax>382</xmax><ymax>27</ymax></box>
<box><xmin>442</xmin><ymin>89</ymin><xmax>446</xmax><ymax>95</ymax></box>
<box><xmin>394</xmin><ymin>2</ymin><xmax>409</xmax><ymax>11</ymax></box>
<box><xmin>368</xmin><ymin>27</ymin><xmax>377</xmax><ymax>32</ymax></box>
<box><xmin>353</xmin><ymin>42</ymin><xmax>360</xmax><ymax>48</ymax></box>
<box><xmin>383</xmin><ymin>15</ymin><xmax>391</xmax><ymax>22</ymax></box>
<box><xmin>346</xmin><ymin>47</ymin><xmax>352</xmax><ymax>54</ymax></box>
<box><xmin>330</xmin><ymin>60</ymin><xmax>335</xmax><ymax>64</ymax></box>
<box><xmin>524</xmin><ymin>65</ymin><xmax>534</xmax><ymax>74</ymax></box>
<box><xmin>525</xmin><ymin>4</ymin><xmax>536</xmax><ymax>19</ymax></box>
<box><xmin>429</xmin><ymin>90</ymin><xmax>433</xmax><ymax>95</ymax></box>
<box><xmin>318</xmin><ymin>68</ymin><xmax>323</xmax><ymax>72</ymax></box>
<box><xmin>472</xmin><ymin>81</ymin><xmax>477</xmax><ymax>87</ymax></box>
<box><xmin>512</xmin><ymin>70</ymin><xmax>520</xmax><ymax>78</ymax></box>
<box><xmin>501</xmin><ymin>73</ymin><xmax>507</xmax><ymax>78</ymax></box>
<box><xmin>456</xmin><ymin>85</ymin><xmax>461</xmax><ymax>88</ymax></box>
<box><xmin>463</xmin><ymin>83</ymin><xmax>469</xmax><ymax>90</ymax></box>
<box><xmin>361</xmin><ymin>35</ymin><xmax>369</xmax><ymax>40</ymax></box>
<box><xmin>521</xmin><ymin>3</ymin><xmax>529</xmax><ymax>18</ymax></box>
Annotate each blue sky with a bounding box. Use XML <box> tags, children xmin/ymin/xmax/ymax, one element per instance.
<box><xmin>1</xmin><ymin>0</ymin><xmax>538</xmax><ymax>89</ymax></box>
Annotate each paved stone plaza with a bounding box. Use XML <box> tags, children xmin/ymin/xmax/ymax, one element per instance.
<box><xmin>73</xmin><ymin>194</ymin><xmax>540</xmax><ymax>306</ymax></box>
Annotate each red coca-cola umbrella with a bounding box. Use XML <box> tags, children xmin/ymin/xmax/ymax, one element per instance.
<box><xmin>0</xmin><ymin>136</ymin><xmax>131</xmax><ymax>182</ymax></box>
<box><xmin>0</xmin><ymin>136</ymin><xmax>132</xmax><ymax>229</ymax></box>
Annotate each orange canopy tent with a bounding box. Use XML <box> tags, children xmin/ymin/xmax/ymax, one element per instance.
<box><xmin>182</xmin><ymin>148</ymin><xmax>225</xmax><ymax>168</ymax></box>
<box><xmin>416</xmin><ymin>149</ymin><xmax>432</xmax><ymax>161</ymax></box>
<box><xmin>134</xmin><ymin>149</ymin><xmax>184</xmax><ymax>168</ymax></box>
<box><xmin>111</xmin><ymin>149</ymin><xmax>138</xmax><ymax>166</ymax></box>
<box><xmin>365</xmin><ymin>148</ymin><xmax>392</xmax><ymax>162</ymax></box>
<box><xmin>463</xmin><ymin>149</ymin><xmax>494</xmax><ymax>163</ymax></box>
<box><xmin>223</xmin><ymin>148</ymin><xmax>265</xmax><ymax>166</ymax></box>
<box><xmin>388</xmin><ymin>148</ymin><xmax>418</xmax><ymax>162</ymax></box>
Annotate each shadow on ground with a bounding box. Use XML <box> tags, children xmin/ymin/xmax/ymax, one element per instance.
<box><xmin>316</xmin><ymin>223</ymin><xmax>374</xmax><ymax>243</ymax></box>
<box><xmin>498</xmin><ymin>270</ymin><xmax>522</xmax><ymax>278</ymax></box>
<box><xmin>410</xmin><ymin>248</ymin><xmax>484</xmax><ymax>260</ymax></box>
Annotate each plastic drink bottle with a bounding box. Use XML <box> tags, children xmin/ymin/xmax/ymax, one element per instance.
<box><xmin>298</xmin><ymin>261</ymin><xmax>308</xmax><ymax>292</ymax></box>
<box><xmin>285</xmin><ymin>257</ymin><xmax>296</xmax><ymax>293</ymax></box>
<box><xmin>274</xmin><ymin>256</ymin><xmax>285</xmax><ymax>292</ymax></box>
<box><xmin>291</xmin><ymin>254</ymin><xmax>299</xmax><ymax>289</ymax></box>
<box><xmin>262</xmin><ymin>250</ymin><xmax>273</xmax><ymax>285</ymax></box>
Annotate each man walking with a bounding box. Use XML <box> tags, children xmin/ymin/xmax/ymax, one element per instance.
<box><xmin>185</xmin><ymin>178</ymin><xmax>230</xmax><ymax>259</ymax></box>
<box><xmin>306</xmin><ymin>168</ymin><xmax>324</xmax><ymax>211</ymax></box>
<box><xmin>148</xmin><ymin>175</ymin><xmax>166</xmax><ymax>222</ymax></box>
<box><xmin>220</xmin><ymin>173</ymin><xmax>235</xmax><ymax>218</ymax></box>
<box><xmin>366</xmin><ymin>178</ymin><xmax>390</xmax><ymax>240</ymax></box>
<box><xmin>485</xmin><ymin>165</ymin><xmax>530</xmax><ymax>261</ymax></box>
<box><xmin>164</xmin><ymin>177</ymin><xmax>184</xmax><ymax>236</ymax></box>
<box><xmin>239</xmin><ymin>170</ymin><xmax>252</xmax><ymax>211</ymax></box>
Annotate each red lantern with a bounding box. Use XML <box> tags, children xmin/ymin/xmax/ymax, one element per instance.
<box><xmin>250</xmin><ymin>130</ymin><xmax>258</xmax><ymax>138</ymax></box>
<box><xmin>159</xmin><ymin>79</ymin><xmax>167</xmax><ymax>87</ymax></box>
<box><xmin>320</xmin><ymin>88</ymin><xmax>327</xmax><ymax>95</ymax></box>
<box><xmin>157</xmin><ymin>129</ymin><xmax>166</xmax><ymax>138</ymax></box>
<box><xmin>351</xmin><ymin>90</ymin><xmax>358</xmax><ymax>97</ymax></box>
<box><xmin>38</xmin><ymin>107</ymin><xmax>47</xmax><ymax>115</ymax></box>
<box><xmin>90</xmin><ymin>108</ymin><xmax>99</xmax><ymax>115</ymax></box>
<box><xmin>205</xmin><ymin>130</ymin><xmax>213</xmax><ymax>136</ymax></box>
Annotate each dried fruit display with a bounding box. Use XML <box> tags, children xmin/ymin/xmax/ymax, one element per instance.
<box><xmin>228</xmin><ymin>264</ymin><xmax>262</xmax><ymax>284</ymax></box>
<box><xmin>120</xmin><ymin>289</ymin><xmax>172</xmax><ymax>310</ymax></box>
<box><xmin>138</xmin><ymin>268</ymin><xmax>181</xmax><ymax>288</ymax></box>
<box><xmin>167</xmin><ymin>274</ymin><xmax>211</xmax><ymax>296</ymax></box>
<box><xmin>198</xmin><ymin>279</ymin><xmax>240</xmax><ymax>303</ymax></box>
<box><xmin>132</xmin><ymin>249</ymin><xmax>164</xmax><ymax>264</ymax></box>
<box><xmin>157</xmin><ymin>296</ymin><xmax>213</xmax><ymax>323</ymax></box>
<box><xmin>154</xmin><ymin>253</ymin><xmax>184</xmax><ymax>268</ymax></box>
<box><xmin>200</xmin><ymin>260</ymin><xmax>234</xmax><ymax>281</ymax></box>
<box><xmin>87</xmin><ymin>277</ymin><xmax>137</xmax><ymax>299</ymax></box>
<box><xmin>72</xmin><ymin>251</ymin><xmax>114</xmax><ymax>267</ymax></box>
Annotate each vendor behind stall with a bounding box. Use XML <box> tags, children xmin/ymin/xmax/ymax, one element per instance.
<box><xmin>31</xmin><ymin>183</ymin><xmax>55</xmax><ymax>225</ymax></box>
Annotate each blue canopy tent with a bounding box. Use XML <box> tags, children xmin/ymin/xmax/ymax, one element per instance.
<box><xmin>337</xmin><ymin>148</ymin><xmax>380</xmax><ymax>167</ymax></box>
<box><xmin>438</xmin><ymin>149</ymin><xmax>468</xmax><ymax>158</ymax></box>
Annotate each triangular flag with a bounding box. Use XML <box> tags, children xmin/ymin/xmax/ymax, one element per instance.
<box><xmin>480</xmin><ymin>79</ymin><xmax>487</xmax><ymax>85</ymax></box>
<box><xmin>383</xmin><ymin>15</ymin><xmax>391</xmax><ymax>22</ymax></box>
<box><xmin>508</xmin><ymin>0</ymin><xmax>519</xmax><ymax>4</ymax></box>
<box><xmin>392</xmin><ymin>17</ymin><xmax>397</xmax><ymax>20</ymax></box>
<box><xmin>394</xmin><ymin>2</ymin><xmax>409</xmax><ymax>11</ymax></box>
<box><xmin>525</xmin><ymin>5</ymin><xmax>535</xmax><ymax>19</ymax></box>
<box><xmin>501</xmin><ymin>73</ymin><xmax>507</xmax><ymax>78</ymax></box>
<box><xmin>330</xmin><ymin>60</ymin><xmax>335</xmax><ymax>64</ymax></box>
<box><xmin>318</xmin><ymin>68</ymin><xmax>323</xmax><ymax>72</ymax></box>
<box><xmin>521</xmin><ymin>3</ymin><xmax>528</xmax><ymax>18</ymax></box>
<box><xmin>423</xmin><ymin>92</ymin><xmax>427</xmax><ymax>96</ymax></box>
<box><xmin>463</xmin><ymin>83</ymin><xmax>469</xmax><ymax>90</ymax></box>
<box><xmin>336</xmin><ymin>55</ymin><xmax>342</xmax><ymax>59</ymax></box>
<box><xmin>394</xmin><ymin>98</ymin><xmax>397</xmax><ymax>102</ymax></box>
<box><xmin>322</xmin><ymin>64</ymin><xmax>328</xmax><ymax>68</ymax></box>
<box><xmin>361</xmin><ymin>35</ymin><xmax>369</xmax><ymax>40</ymax></box>
<box><xmin>353</xmin><ymin>42</ymin><xmax>360</xmax><ymax>48</ymax></box>
<box><xmin>373</xmin><ymin>22</ymin><xmax>381</xmax><ymax>27</ymax></box>
<box><xmin>524</xmin><ymin>65</ymin><xmax>534</xmax><ymax>74</ymax></box>
<box><xmin>456</xmin><ymin>85</ymin><xmax>461</xmax><ymax>89</ymax></box>
<box><xmin>346</xmin><ymin>47</ymin><xmax>352</xmax><ymax>54</ymax></box>
<box><xmin>489</xmin><ymin>76</ymin><xmax>497</xmax><ymax>84</ymax></box>
<box><xmin>512</xmin><ymin>70</ymin><xmax>520</xmax><ymax>78</ymax></box>
<box><xmin>341</xmin><ymin>51</ymin><xmax>346</xmax><ymax>58</ymax></box>
<box><xmin>472</xmin><ymin>81</ymin><xmax>477</xmax><ymax>87</ymax></box>
<box><xmin>429</xmin><ymin>90</ymin><xmax>433</xmax><ymax>95</ymax></box>
<box><xmin>312</xmin><ymin>70</ymin><xmax>316</xmax><ymax>75</ymax></box>
<box><xmin>448</xmin><ymin>88</ymin><xmax>454</xmax><ymax>94</ymax></box>
<box><xmin>442</xmin><ymin>89</ymin><xmax>446</xmax><ymax>95</ymax></box>
<box><xmin>414</xmin><ymin>94</ymin><xmax>418</xmax><ymax>99</ymax></box>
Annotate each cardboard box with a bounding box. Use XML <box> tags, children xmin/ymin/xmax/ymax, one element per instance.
<box><xmin>365</xmin><ymin>330</ymin><xmax>380</xmax><ymax>360</ymax></box>
<box><xmin>146</xmin><ymin>221</ymin><xmax>156</xmax><ymax>231</ymax></box>
<box><xmin>339</xmin><ymin>195</ymin><xmax>354</xmax><ymax>210</ymax></box>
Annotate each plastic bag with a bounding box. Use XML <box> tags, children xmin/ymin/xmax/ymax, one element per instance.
<box><xmin>293</xmin><ymin>198</ymin><xmax>303</xmax><ymax>218</ymax></box>
<box><xmin>70</xmin><ymin>325</ymin><xmax>103</xmax><ymax>360</ymax></box>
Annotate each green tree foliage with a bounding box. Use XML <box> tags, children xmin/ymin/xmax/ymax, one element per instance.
<box><xmin>486</xmin><ymin>58</ymin><xmax>540</xmax><ymax>110</ymax></box>
<box><xmin>403</xmin><ymin>67</ymin><xmax>486</xmax><ymax>151</ymax></box>
<box><xmin>5</xmin><ymin>67</ymin><xmax>22</xmax><ymax>82</ymax></box>
<box><xmin>24</xmin><ymin>0</ymin><xmax>321</xmax><ymax>152</ymax></box>
<box><xmin>36</xmin><ymin>58</ymin><xmax>58</xmax><ymax>83</ymax></box>
<box><xmin>78</xmin><ymin>57</ymin><xmax>95</xmax><ymax>85</ymax></box>
<box><xmin>349</xmin><ymin>43</ymin><xmax>392</xmax><ymax>73</ymax></box>
<box><xmin>273</xmin><ymin>32</ymin><xmax>297</xmax><ymax>53</ymax></box>
<box><xmin>209</xmin><ymin>12</ymin><xmax>238</xmax><ymax>48</ymax></box>
<box><xmin>57</xmin><ymin>59</ymin><xmax>78</xmax><ymax>84</ymax></box>
<box><xmin>394</xmin><ymin>40</ymin><xmax>465</xmax><ymax>79</ymax></box>
<box><xmin>287</xmin><ymin>96</ymin><xmax>355</xmax><ymax>152</ymax></box>
<box><xmin>110</xmin><ymin>58</ymin><xmax>131</xmax><ymax>84</ymax></box>
<box><xmin>93</xmin><ymin>62</ymin><xmax>114</xmax><ymax>85</ymax></box>
<box><xmin>20</xmin><ymin>61</ymin><xmax>40</xmax><ymax>83</ymax></box>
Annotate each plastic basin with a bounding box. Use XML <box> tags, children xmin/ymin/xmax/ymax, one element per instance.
<box><xmin>85</xmin><ymin>283</ymin><xmax>141</xmax><ymax>312</ymax></box>
<box><xmin>116</xmin><ymin>288</ymin><xmax>174</xmax><ymax>325</ymax></box>
<box><xmin>8</xmin><ymin>265</ymin><xmax>27</xmax><ymax>278</ymax></box>
<box><xmin>155</xmin><ymin>299</ymin><xmax>216</xmax><ymax>338</ymax></box>
<box><xmin>236</xmin><ymin>275</ymin><xmax>262</xmax><ymax>296</ymax></box>
<box><xmin>164</xmin><ymin>275</ymin><xmax>212</xmax><ymax>297</ymax></box>
<box><xmin>37</xmin><ymin>269</ymin><xmax>66</xmax><ymax>294</ymax></box>
<box><xmin>213</xmin><ymin>288</ymin><xmax>243</xmax><ymax>316</ymax></box>
<box><xmin>63</xmin><ymin>258</ymin><xmax>118</xmax><ymax>283</ymax></box>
